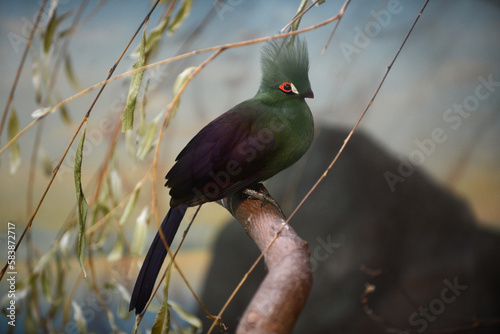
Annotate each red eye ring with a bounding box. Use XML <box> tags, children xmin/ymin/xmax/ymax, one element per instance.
<box><xmin>279</xmin><ymin>82</ymin><xmax>293</xmax><ymax>93</ymax></box>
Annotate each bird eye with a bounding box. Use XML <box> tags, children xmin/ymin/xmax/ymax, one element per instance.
<box><xmin>279</xmin><ymin>82</ymin><xmax>298</xmax><ymax>94</ymax></box>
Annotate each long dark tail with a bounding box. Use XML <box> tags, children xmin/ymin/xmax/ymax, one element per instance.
<box><xmin>129</xmin><ymin>204</ymin><xmax>188</xmax><ymax>314</ymax></box>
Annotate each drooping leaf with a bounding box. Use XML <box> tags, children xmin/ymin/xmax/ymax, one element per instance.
<box><xmin>64</xmin><ymin>53</ymin><xmax>82</xmax><ymax>91</ymax></box>
<box><xmin>119</xmin><ymin>184</ymin><xmax>141</xmax><ymax>225</ymax></box>
<box><xmin>7</xmin><ymin>107</ymin><xmax>21</xmax><ymax>174</ymax></box>
<box><xmin>41</xmin><ymin>264</ymin><xmax>53</xmax><ymax>303</ymax></box>
<box><xmin>39</xmin><ymin>148</ymin><xmax>54</xmax><ymax>176</ymax></box>
<box><xmin>168</xmin><ymin>0</ymin><xmax>192</xmax><ymax>33</ymax></box>
<box><xmin>137</xmin><ymin>79</ymin><xmax>150</xmax><ymax>137</ymax></box>
<box><xmin>107</xmin><ymin>235</ymin><xmax>124</xmax><ymax>262</ymax></box>
<box><xmin>43</xmin><ymin>5</ymin><xmax>74</xmax><ymax>54</ymax></box>
<box><xmin>74</xmin><ymin>127</ymin><xmax>88</xmax><ymax>278</ymax></box>
<box><xmin>122</xmin><ymin>26</ymin><xmax>147</xmax><ymax>132</ymax></box>
<box><xmin>43</xmin><ymin>6</ymin><xmax>57</xmax><ymax>54</ymax></box>
<box><xmin>132</xmin><ymin>16</ymin><xmax>168</xmax><ymax>59</ymax></box>
<box><xmin>151</xmin><ymin>268</ymin><xmax>172</xmax><ymax>334</ymax></box>
<box><xmin>56</xmin><ymin>92</ymin><xmax>72</xmax><ymax>125</ymax></box>
<box><xmin>171</xmin><ymin>66</ymin><xmax>196</xmax><ymax>117</ymax></box>
<box><xmin>32</xmin><ymin>55</ymin><xmax>42</xmax><ymax>104</ymax></box>
<box><xmin>169</xmin><ymin>300</ymin><xmax>202</xmax><ymax>331</ymax></box>
<box><xmin>136</xmin><ymin>121</ymin><xmax>158</xmax><ymax>161</ymax></box>
<box><xmin>291</xmin><ymin>0</ymin><xmax>310</xmax><ymax>32</ymax></box>
<box><xmin>109</xmin><ymin>169</ymin><xmax>123</xmax><ymax>199</ymax></box>
<box><xmin>130</xmin><ymin>206</ymin><xmax>149</xmax><ymax>256</ymax></box>
<box><xmin>33</xmin><ymin>246</ymin><xmax>58</xmax><ymax>274</ymax></box>
<box><xmin>71</xmin><ymin>302</ymin><xmax>88</xmax><ymax>334</ymax></box>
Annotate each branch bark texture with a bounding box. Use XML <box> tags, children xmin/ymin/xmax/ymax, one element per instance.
<box><xmin>219</xmin><ymin>183</ymin><xmax>313</xmax><ymax>334</ymax></box>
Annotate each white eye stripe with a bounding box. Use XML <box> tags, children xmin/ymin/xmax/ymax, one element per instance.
<box><xmin>279</xmin><ymin>82</ymin><xmax>299</xmax><ymax>95</ymax></box>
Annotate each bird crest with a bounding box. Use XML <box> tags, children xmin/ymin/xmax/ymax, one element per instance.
<box><xmin>259</xmin><ymin>37</ymin><xmax>311</xmax><ymax>97</ymax></box>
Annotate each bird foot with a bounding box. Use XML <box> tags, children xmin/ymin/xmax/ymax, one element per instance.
<box><xmin>242</xmin><ymin>188</ymin><xmax>284</xmax><ymax>216</ymax></box>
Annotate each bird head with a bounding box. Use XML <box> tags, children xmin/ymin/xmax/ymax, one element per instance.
<box><xmin>258</xmin><ymin>37</ymin><xmax>313</xmax><ymax>100</ymax></box>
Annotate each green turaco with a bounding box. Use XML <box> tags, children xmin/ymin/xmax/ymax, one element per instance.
<box><xmin>130</xmin><ymin>37</ymin><xmax>314</xmax><ymax>314</ymax></box>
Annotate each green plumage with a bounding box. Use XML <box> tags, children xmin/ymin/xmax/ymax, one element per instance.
<box><xmin>130</xmin><ymin>37</ymin><xmax>314</xmax><ymax>314</ymax></box>
<box><xmin>259</xmin><ymin>38</ymin><xmax>312</xmax><ymax>98</ymax></box>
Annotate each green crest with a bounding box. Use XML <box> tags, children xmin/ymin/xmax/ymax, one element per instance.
<box><xmin>259</xmin><ymin>37</ymin><xmax>311</xmax><ymax>96</ymax></box>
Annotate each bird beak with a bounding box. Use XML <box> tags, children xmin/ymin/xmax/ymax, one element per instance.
<box><xmin>301</xmin><ymin>90</ymin><xmax>314</xmax><ymax>99</ymax></box>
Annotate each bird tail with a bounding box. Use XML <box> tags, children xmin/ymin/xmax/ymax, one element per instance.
<box><xmin>129</xmin><ymin>204</ymin><xmax>188</xmax><ymax>314</ymax></box>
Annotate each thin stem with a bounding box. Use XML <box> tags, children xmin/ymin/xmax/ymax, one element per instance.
<box><xmin>0</xmin><ymin>10</ymin><xmax>349</xmax><ymax>157</ymax></box>
<box><xmin>0</xmin><ymin>0</ymin><xmax>48</xmax><ymax>138</ymax></box>
<box><xmin>0</xmin><ymin>0</ymin><xmax>163</xmax><ymax>282</ymax></box>
<box><xmin>208</xmin><ymin>1</ymin><xmax>430</xmax><ymax>330</ymax></box>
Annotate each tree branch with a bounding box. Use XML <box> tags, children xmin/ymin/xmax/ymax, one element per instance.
<box><xmin>219</xmin><ymin>183</ymin><xmax>313</xmax><ymax>334</ymax></box>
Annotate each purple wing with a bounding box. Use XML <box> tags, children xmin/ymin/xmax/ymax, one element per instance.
<box><xmin>166</xmin><ymin>104</ymin><xmax>272</xmax><ymax>206</ymax></box>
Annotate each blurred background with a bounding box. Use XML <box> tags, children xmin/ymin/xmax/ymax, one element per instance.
<box><xmin>0</xmin><ymin>0</ymin><xmax>499</xmax><ymax>333</ymax></box>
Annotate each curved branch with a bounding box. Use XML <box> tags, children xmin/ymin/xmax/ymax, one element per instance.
<box><xmin>219</xmin><ymin>183</ymin><xmax>312</xmax><ymax>334</ymax></box>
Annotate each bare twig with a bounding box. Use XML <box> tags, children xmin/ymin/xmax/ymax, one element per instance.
<box><xmin>322</xmin><ymin>0</ymin><xmax>351</xmax><ymax>54</ymax></box>
<box><xmin>0</xmin><ymin>0</ymin><xmax>48</xmax><ymax>139</ymax></box>
<box><xmin>0</xmin><ymin>9</ymin><xmax>348</xmax><ymax>157</ymax></box>
<box><xmin>207</xmin><ymin>0</ymin><xmax>431</xmax><ymax>330</ymax></box>
<box><xmin>0</xmin><ymin>0</ymin><xmax>163</xmax><ymax>282</ymax></box>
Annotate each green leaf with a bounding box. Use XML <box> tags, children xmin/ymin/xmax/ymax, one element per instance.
<box><xmin>43</xmin><ymin>7</ymin><xmax>74</xmax><ymax>54</ymax></box>
<box><xmin>122</xmin><ymin>26</ymin><xmax>147</xmax><ymax>132</ymax></box>
<box><xmin>115</xmin><ymin>282</ymin><xmax>132</xmax><ymax>320</ymax></box>
<box><xmin>56</xmin><ymin>92</ymin><xmax>73</xmax><ymax>125</ymax></box>
<box><xmin>132</xmin><ymin>16</ymin><xmax>168</xmax><ymax>59</ymax></box>
<box><xmin>33</xmin><ymin>246</ymin><xmax>58</xmax><ymax>274</ymax></box>
<box><xmin>290</xmin><ymin>0</ymin><xmax>310</xmax><ymax>38</ymax></box>
<box><xmin>107</xmin><ymin>235</ymin><xmax>124</xmax><ymax>262</ymax></box>
<box><xmin>32</xmin><ymin>56</ymin><xmax>42</xmax><ymax>104</ymax></box>
<box><xmin>74</xmin><ymin>127</ymin><xmax>88</xmax><ymax>278</ymax></box>
<box><xmin>64</xmin><ymin>53</ymin><xmax>82</xmax><ymax>92</ymax></box>
<box><xmin>43</xmin><ymin>7</ymin><xmax>57</xmax><ymax>54</ymax></box>
<box><xmin>151</xmin><ymin>268</ymin><xmax>172</xmax><ymax>334</ymax></box>
<box><xmin>119</xmin><ymin>184</ymin><xmax>141</xmax><ymax>225</ymax></box>
<box><xmin>131</xmin><ymin>206</ymin><xmax>149</xmax><ymax>256</ymax></box>
<box><xmin>137</xmin><ymin>79</ymin><xmax>150</xmax><ymax>137</ymax></box>
<box><xmin>7</xmin><ymin>107</ymin><xmax>21</xmax><ymax>174</ymax></box>
<box><xmin>168</xmin><ymin>0</ymin><xmax>192</xmax><ymax>33</ymax></box>
<box><xmin>169</xmin><ymin>300</ymin><xmax>202</xmax><ymax>331</ymax></box>
<box><xmin>39</xmin><ymin>149</ymin><xmax>54</xmax><ymax>176</ymax></box>
<box><xmin>136</xmin><ymin>121</ymin><xmax>158</xmax><ymax>160</ymax></box>
<box><xmin>171</xmin><ymin>66</ymin><xmax>196</xmax><ymax>117</ymax></box>
<box><xmin>41</xmin><ymin>265</ymin><xmax>53</xmax><ymax>303</ymax></box>
<box><xmin>109</xmin><ymin>169</ymin><xmax>123</xmax><ymax>199</ymax></box>
<box><xmin>71</xmin><ymin>302</ymin><xmax>88</xmax><ymax>334</ymax></box>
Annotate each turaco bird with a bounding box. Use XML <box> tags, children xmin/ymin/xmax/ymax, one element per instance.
<box><xmin>129</xmin><ymin>37</ymin><xmax>314</xmax><ymax>314</ymax></box>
